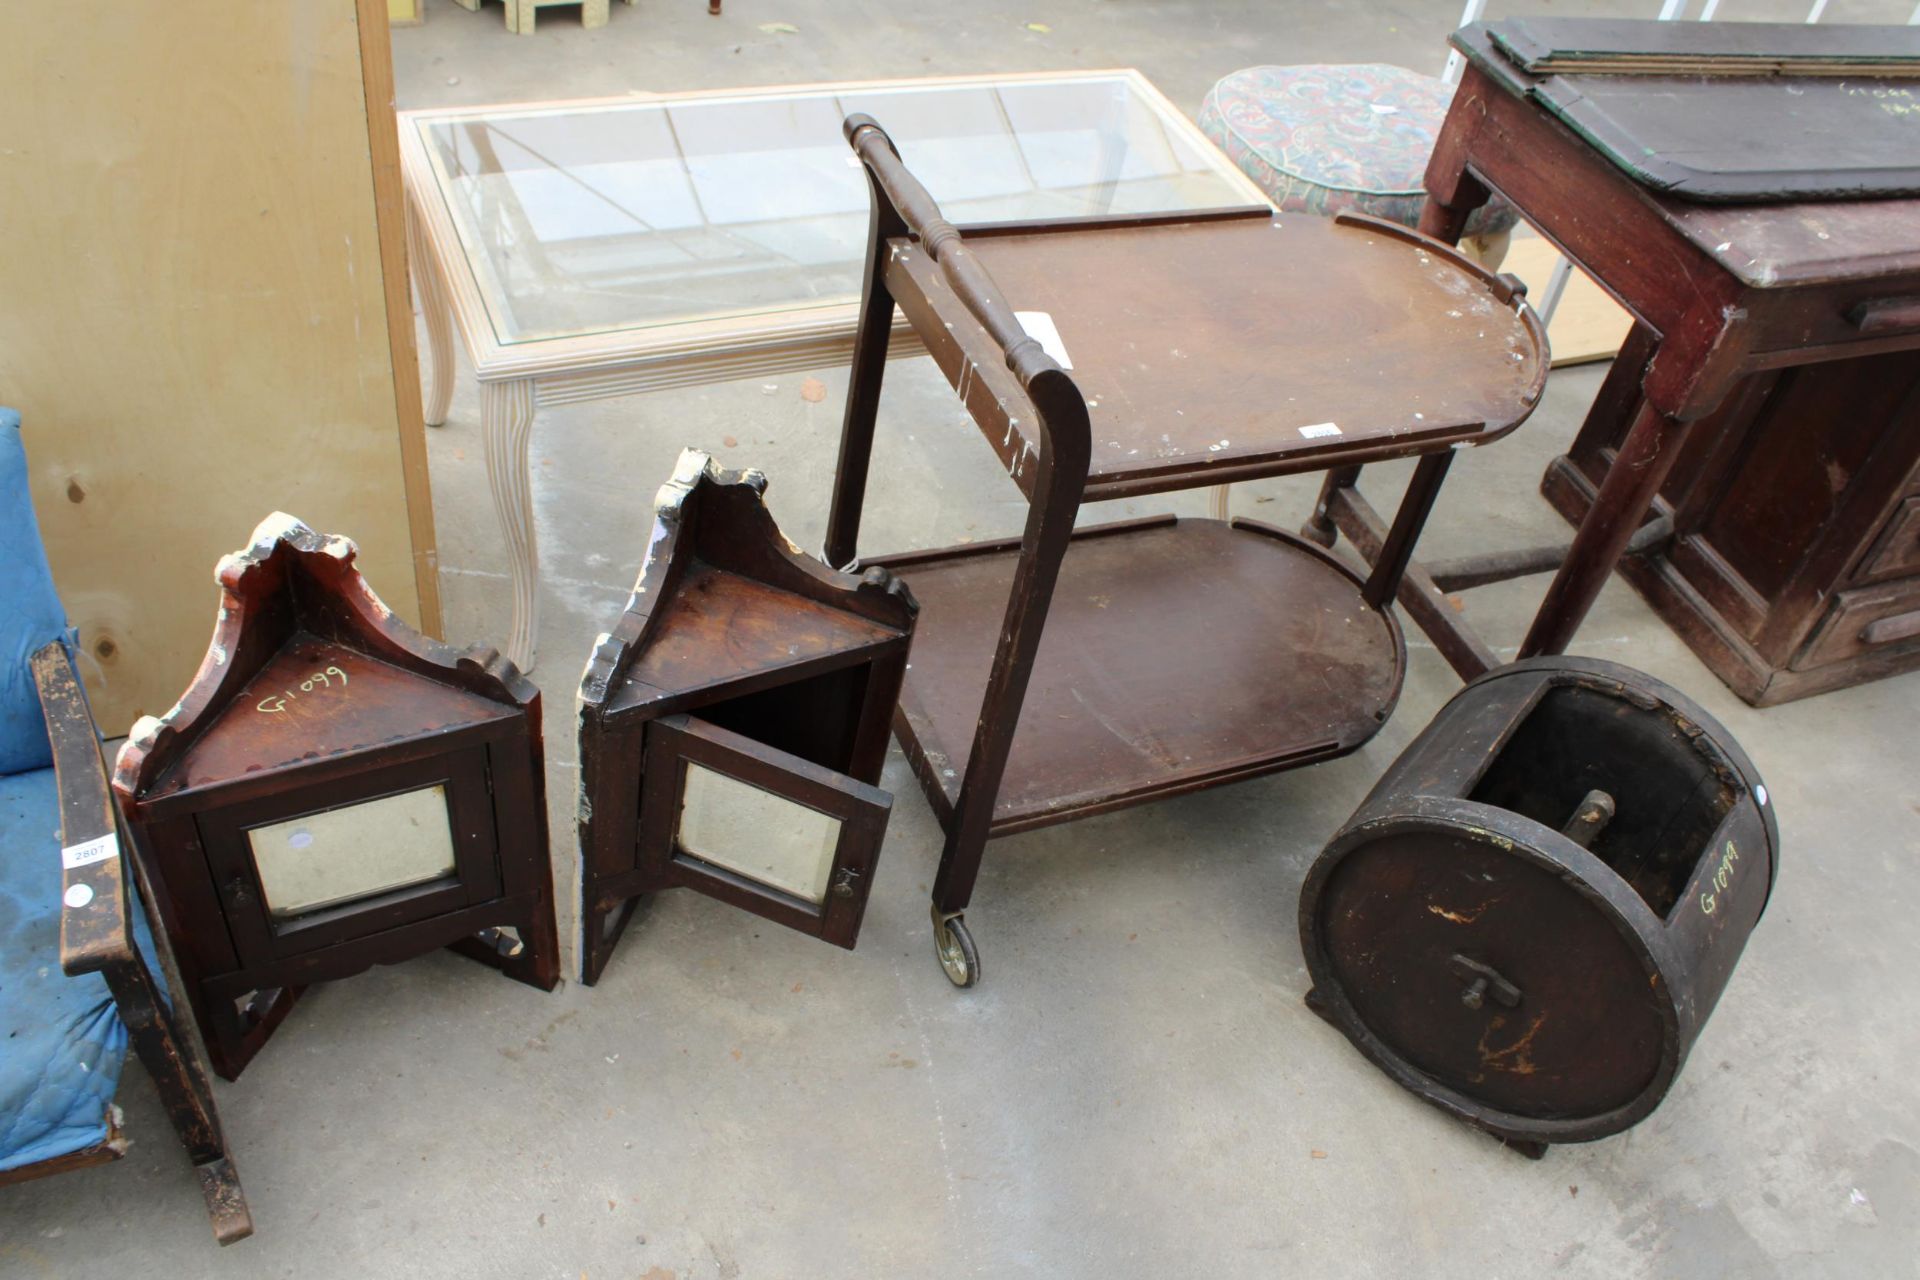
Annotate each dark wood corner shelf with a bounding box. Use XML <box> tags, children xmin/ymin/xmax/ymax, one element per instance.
<box><xmin>111</xmin><ymin>515</ymin><xmax>558</xmax><ymax>1079</ymax></box>
<box><xmin>872</xmin><ymin>516</ymin><xmax>1404</xmax><ymax>834</ymax></box>
<box><xmin>577</xmin><ymin>452</ymin><xmax>918</xmax><ymax>984</ymax></box>
<box><xmin>146</xmin><ymin>632</ymin><xmax>515</xmax><ymax>810</ymax></box>
<box><xmin>606</xmin><ymin>564</ymin><xmax>902</xmax><ymax>715</ymax></box>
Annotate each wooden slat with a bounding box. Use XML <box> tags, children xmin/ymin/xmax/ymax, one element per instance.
<box><xmin>357</xmin><ymin>0</ymin><xmax>442</xmax><ymax>638</ymax></box>
<box><xmin>1489</xmin><ymin>15</ymin><xmax>1920</xmax><ymax>74</ymax></box>
<box><xmin>33</xmin><ymin>644</ymin><xmax>133</xmax><ymax>976</ymax></box>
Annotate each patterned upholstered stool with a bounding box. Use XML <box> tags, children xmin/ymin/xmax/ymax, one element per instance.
<box><xmin>1200</xmin><ymin>63</ymin><xmax>1518</xmax><ymax>267</ymax></box>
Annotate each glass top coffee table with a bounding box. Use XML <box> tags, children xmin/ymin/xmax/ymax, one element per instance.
<box><xmin>397</xmin><ymin>70</ymin><xmax>1268</xmax><ymax>666</ymax></box>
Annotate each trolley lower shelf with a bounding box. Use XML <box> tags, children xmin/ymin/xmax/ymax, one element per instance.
<box><xmin>871</xmin><ymin>515</ymin><xmax>1407</xmax><ymax>835</ymax></box>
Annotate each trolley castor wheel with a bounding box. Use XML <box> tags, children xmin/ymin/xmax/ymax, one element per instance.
<box><xmin>931</xmin><ymin>906</ymin><xmax>979</xmax><ymax>988</ymax></box>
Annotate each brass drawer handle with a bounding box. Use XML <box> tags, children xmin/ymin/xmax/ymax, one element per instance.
<box><xmin>1861</xmin><ymin>608</ymin><xmax>1920</xmax><ymax>647</ymax></box>
<box><xmin>1848</xmin><ymin>297</ymin><xmax>1920</xmax><ymax>336</ymax></box>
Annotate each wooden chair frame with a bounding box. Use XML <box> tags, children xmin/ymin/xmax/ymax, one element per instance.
<box><xmin>0</xmin><ymin>644</ymin><xmax>252</xmax><ymax>1243</ymax></box>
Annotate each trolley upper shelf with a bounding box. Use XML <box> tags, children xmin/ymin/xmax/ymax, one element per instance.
<box><xmin>885</xmin><ymin>207</ymin><xmax>1550</xmax><ymax>502</ymax></box>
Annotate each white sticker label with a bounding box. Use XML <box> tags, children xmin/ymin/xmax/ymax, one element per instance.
<box><xmin>62</xmin><ymin>833</ymin><xmax>120</xmax><ymax>871</ymax></box>
<box><xmin>65</xmin><ymin>883</ymin><xmax>95</xmax><ymax>909</ymax></box>
<box><xmin>1014</xmin><ymin>311</ymin><xmax>1074</xmax><ymax>370</ymax></box>
<box><xmin>1299</xmin><ymin>422</ymin><xmax>1342</xmax><ymax>439</ymax></box>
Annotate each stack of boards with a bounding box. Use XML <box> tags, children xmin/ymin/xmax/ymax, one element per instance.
<box><xmin>1466</xmin><ymin>17</ymin><xmax>1920</xmax><ymax>202</ymax></box>
<box><xmin>1490</xmin><ymin>17</ymin><xmax>1920</xmax><ymax>79</ymax></box>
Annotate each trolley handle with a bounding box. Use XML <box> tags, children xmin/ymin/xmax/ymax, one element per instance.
<box><xmin>843</xmin><ymin>114</ymin><xmax>1064</xmax><ymax>390</ymax></box>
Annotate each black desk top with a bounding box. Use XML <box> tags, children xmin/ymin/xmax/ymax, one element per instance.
<box><xmin>1459</xmin><ymin>19</ymin><xmax>1920</xmax><ymax>204</ymax></box>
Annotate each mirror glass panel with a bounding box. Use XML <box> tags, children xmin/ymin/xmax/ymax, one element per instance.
<box><xmin>248</xmin><ymin>785</ymin><xmax>458</xmax><ymax>919</ymax></box>
<box><xmin>676</xmin><ymin>763</ymin><xmax>840</xmax><ymax>904</ymax></box>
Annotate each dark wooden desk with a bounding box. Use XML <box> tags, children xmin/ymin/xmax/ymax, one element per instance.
<box><xmin>1412</xmin><ymin>24</ymin><xmax>1920</xmax><ymax>703</ymax></box>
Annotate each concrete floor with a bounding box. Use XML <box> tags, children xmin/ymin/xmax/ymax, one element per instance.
<box><xmin>9</xmin><ymin>1</ymin><xmax>1920</xmax><ymax>1276</ymax></box>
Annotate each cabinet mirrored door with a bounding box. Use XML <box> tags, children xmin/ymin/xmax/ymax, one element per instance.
<box><xmin>198</xmin><ymin>748</ymin><xmax>503</xmax><ymax>963</ymax></box>
<box><xmin>639</xmin><ymin>714</ymin><xmax>889</xmax><ymax>948</ymax></box>
<box><xmin>247</xmin><ymin>783</ymin><xmax>459</xmax><ymax>918</ymax></box>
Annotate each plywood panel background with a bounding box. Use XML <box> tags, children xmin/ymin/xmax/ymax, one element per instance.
<box><xmin>0</xmin><ymin>0</ymin><xmax>438</xmax><ymax>731</ymax></box>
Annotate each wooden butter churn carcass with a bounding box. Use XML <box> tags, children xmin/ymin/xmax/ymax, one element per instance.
<box><xmin>1298</xmin><ymin>657</ymin><xmax>1777</xmax><ymax>1156</ymax></box>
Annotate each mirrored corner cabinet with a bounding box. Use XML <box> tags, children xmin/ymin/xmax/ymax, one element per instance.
<box><xmin>111</xmin><ymin>514</ymin><xmax>560</xmax><ymax>1080</ymax></box>
<box><xmin>576</xmin><ymin>450</ymin><xmax>918</xmax><ymax>985</ymax></box>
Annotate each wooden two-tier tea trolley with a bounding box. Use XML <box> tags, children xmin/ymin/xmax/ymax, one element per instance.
<box><xmin>825</xmin><ymin>115</ymin><xmax>1549</xmax><ymax>986</ymax></box>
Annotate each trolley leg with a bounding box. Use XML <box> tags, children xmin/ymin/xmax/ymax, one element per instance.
<box><xmin>1303</xmin><ymin>465</ymin><xmax>1362</xmax><ymax>548</ymax></box>
<box><xmin>928</xmin><ymin>466</ymin><xmax>1082</xmax><ymax>988</ymax></box>
<box><xmin>1363</xmin><ymin>451</ymin><xmax>1455</xmax><ymax>609</ymax></box>
<box><xmin>824</xmin><ymin>176</ymin><xmax>907</xmax><ymax>570</ymax></box>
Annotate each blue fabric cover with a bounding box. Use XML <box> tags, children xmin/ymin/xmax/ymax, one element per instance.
<box><xmin>0</xmin><ymin>410</ymin><xmax>142</xmax><ymax>1173</ymax></box>
<box><xmin>0</xmin><ymin>409</ymin><xmax>73</xmax><ymax>775</ymax></box>
<box><xmin>0</xmin><ymin>768</ymin><xmax>137</xmax><ymax>1172</ymax></box>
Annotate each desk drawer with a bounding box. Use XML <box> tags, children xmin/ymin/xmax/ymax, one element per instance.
<box><xmin>1753</xmin><ymin>290</ymin><xmax>1920</xmax><ymax>357</ymax></box>
<box><xmin>1792</xmin><ymin>579</ymin><xmax>1920</xmax><ymax>671</ymax></box>
<box><xmin>1859</xmin><ymin>497</ymin><xmax>1920</xmax><ymax>583</ymax></box>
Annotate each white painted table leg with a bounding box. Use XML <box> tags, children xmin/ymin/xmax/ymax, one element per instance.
<box><xmin>482</xmin><ymin>379</ymin><xmax>540</xmax><ymax>670</ymax></box>
<box><xmin>406</xmin><ymin>202</ymin><xmax>455</xmax><ymax>428</ymax></box>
